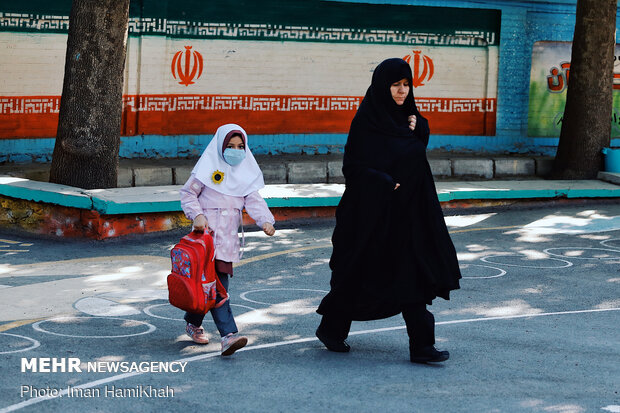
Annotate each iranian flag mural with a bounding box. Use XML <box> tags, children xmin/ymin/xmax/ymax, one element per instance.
<box><xmin>0</xmin><ymin>0</ymin><xmax>500</xmax><ymax>140</ymax></box>
<box><xmin>528</xmin><ymin>41</ymin><xmax>620</xmax><ymax>137</ymax></box>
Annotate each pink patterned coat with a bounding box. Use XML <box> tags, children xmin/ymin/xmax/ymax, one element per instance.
<box><xmin>180</xmin><ymin>175</ymin><xmax>275</xmax><ymax>263</ymax></box>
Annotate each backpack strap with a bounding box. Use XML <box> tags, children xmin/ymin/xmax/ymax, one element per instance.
<box><xmin>213</xmin><ymin>275</ymin><xmax>229</xmax><ymax>308</ymax></box>
<box><xmin>196</xmin><ymin>230</ymin><xmax>229</xmax><ymax>308</ymax></box>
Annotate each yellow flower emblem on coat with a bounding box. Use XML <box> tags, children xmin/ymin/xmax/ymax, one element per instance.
<box><xmin>211</xmin><ymin>170</ymin><xmax>224</xmax><ymax>184</ymax></box>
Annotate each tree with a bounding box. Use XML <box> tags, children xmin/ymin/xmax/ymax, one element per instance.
<box><xmin>551</xmin><ymin>0</ymin><xmax>617</xmax><ymax>179</ymax></box>
<box><xmin>49</xmin><ymin>0</ymin><xmax>131</xmax><ymax>189</ymax></box>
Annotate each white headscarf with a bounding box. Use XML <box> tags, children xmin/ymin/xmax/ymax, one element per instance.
<box><xmin>192</xmin><ymin>124</ymin><xmax>265</xmax><ymax>196</ymax></box>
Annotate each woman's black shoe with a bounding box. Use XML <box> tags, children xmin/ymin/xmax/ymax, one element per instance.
<box><xmin>410</xmin><ymin>345</ymin><xmax>449</xmax><ymax>363</ymax></box>
<box><xmin>315</xmin><ymin>328</ymin><xmax>351</xmax><ymax>352</ymax></box>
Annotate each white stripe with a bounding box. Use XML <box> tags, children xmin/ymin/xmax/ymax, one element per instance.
<box><xmin>0</xmin><ymin>33</ymin><xmax>66</xmax><ymax>96</ymax></box>
<box><xmin>0</xmin><ymin>33</ymin><xmax>498</xmax><ymax>98</ymax></box>
<box><xmin>1</xmin><ymin>306</ymin><xmax>618</xmax><ymax>413</ymax></box>
<box><xmin>122</xmin><ymin>38</ymin><xmax>499</xmax><ymax>97</ymax></box>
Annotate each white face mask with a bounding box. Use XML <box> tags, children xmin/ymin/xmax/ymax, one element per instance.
<box><xmin>223</xmin><ymin>148</ymin><xmax>246</xmax><ymax>166</ymax></box>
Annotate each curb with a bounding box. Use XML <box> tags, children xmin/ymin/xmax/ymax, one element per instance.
<box><xmin>1</xmin><ymin>155</ymin><xmax>555</xmax><ymax>187</ymax></box>
<box><xmin>1</xmin><ymin>174</ymin><xmax>619</xmax><ymax>239</ymax></box>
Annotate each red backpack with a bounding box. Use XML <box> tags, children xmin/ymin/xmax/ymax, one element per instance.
<box><xmin>167</xmin><ymin>230</ymin><xmax>228</xmax><ymax>314</ymax></box>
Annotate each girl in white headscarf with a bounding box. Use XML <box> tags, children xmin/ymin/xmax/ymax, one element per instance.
<box><xmin>180</xmin><ymin>123</ymin><xmax>276</xmax><ymax>355</ymax></box>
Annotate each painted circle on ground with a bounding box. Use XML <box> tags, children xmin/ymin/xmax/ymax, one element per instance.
<box><xmin>143</xmin><ymin>303</ymin><xmax>257</xmax><ymax>321</ymax></box>
<box><xmin>480</xmin><ymin>253</ymin><xmax>573</xmax><ymax>269</ymax></box>
<box><xmin>459</xmin><ymin>264</ymin><xmax>507</xmax><ymax>279</ymax></box>
<box><xmin>32</xmin><ymin>316</ymin><xmax>156</xmax><ymax>338</ymax></box>
<box><xmin>600</xmin><ymin>238</ymin><xmax>620</xmax><ymax>251</ymax></box>
<box><xmin>143</xmin><ymin>303</ymin><xmax>184</xmax><ymax>321</ymax></box>
<box><xmin>0</xmin><ymin>332</ymin><xmax>41</xmax><ymax>354</ymax></box>
<box><xmin>99</xmin><ymin>289</ymin><xmax>168</xmax><ymax>301</ymax></box>
<box><xmin>240</xmin><ymin>288</ymin><xmax>328</xmax><ymax>306</ymax></box>
<box><xmin>543</xmin><ymin>247</ymin><xmax>620</xmax><ymax>260</ymax></box>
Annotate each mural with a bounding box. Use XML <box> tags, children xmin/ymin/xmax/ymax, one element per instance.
<box><xmin>528</xmin><ymin>41</ymin><xmax>620</xmax><ymax>137</ymax></box>
<box><xmin>0</xmin><ymin>0</ymin><xmax>500</xmax><ymax>141</ymax></box>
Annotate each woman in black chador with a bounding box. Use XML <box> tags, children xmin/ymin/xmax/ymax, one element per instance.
<box><xmin>316</xmin><ymin>58</ymin><xmax>461</xmax><ymax>363</ymax></box>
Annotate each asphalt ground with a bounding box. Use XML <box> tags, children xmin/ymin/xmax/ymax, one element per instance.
<box><xmin>0</xmin><ymin>202</ymin><xmax>619</xmax><ymax>413</ymax></box>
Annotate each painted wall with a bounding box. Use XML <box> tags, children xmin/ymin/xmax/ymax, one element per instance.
<box><xmin>0</xmin><ymin>0</ymin><xmax>618</xmax><ymax>162</ymax></box>
<box><xmin>528</xmin><ymin>42</ymin><xmax>620</xmax><ymax>138</ymax></box>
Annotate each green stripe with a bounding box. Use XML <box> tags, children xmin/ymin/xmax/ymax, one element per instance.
<box><xmin>265</xmin><ymin>197</ymin><xmax>342</xmax><ymax>208</ymax></box>
<box><xmin>1</xmin><ymin>0</ymin><xmax>71</xmax><ymax>15</ymax></box>
<box><xmin>1</xmin><ymin>0</ymin><xmax>500</xmax><ymax>45</ymax></box>
<box><xmin>0</xmin><ymin>180</ymin><xmax>93</xmax><ymax>210</ymax></box>
<box><xmin>46</xmin><ymin>185</ymin><xmax>620</xmax><ymax>214</ymax></box>
<box><xmin>437</xmin><ymin>187</ymin><xmax>620</xmax><ymax>202</ymax></box>
<box><xmin>2</xmin><ymin>180</ymin><xmax>619</xmax><ymax>215</ymax></box>
<box><xmin>155</xmin><ymin>0</ymin><xmax>500</xmax><ymax>41</ymax></box>
<box><xmin>91</xmin><ymin>198</ymin><xmax>181</xmax><ymax>214</ymax></box>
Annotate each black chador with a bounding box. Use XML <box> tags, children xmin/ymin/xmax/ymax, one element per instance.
<box><xmin>317</xmin><ymin>59</ymin><xmax>462</xmax><ymax>330</ymax></box>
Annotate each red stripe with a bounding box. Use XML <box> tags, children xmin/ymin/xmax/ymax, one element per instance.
<box><xmin>0</xmin><ymin>95</ymin><xmax>497</xmax><ymax>138</ymax></box>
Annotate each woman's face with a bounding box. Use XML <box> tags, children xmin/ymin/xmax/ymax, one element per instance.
<box><xmin>390</xmin><ymin>78</ymin><xmax>410</xmax><ymax>106</ymax></box>
<box><xmin>226</xmin><ymin>135</ymin><xmax>245</xmax><ymax>150</ymax></box>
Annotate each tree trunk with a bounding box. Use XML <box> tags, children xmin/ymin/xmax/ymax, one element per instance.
<box><xmin>49</xmin><ymin>0</ymin><xmax>130</xmax><ymax>189</ymax></box>
<box><xmin>551</xmin><ymin>0</ymin><xmax>616</xmax><ymax>179</ymax></box>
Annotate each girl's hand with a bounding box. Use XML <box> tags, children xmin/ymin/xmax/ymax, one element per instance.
<box><xmin>408</xmin><ymin>115</ymin><xmax>417</xmax><ymax>131</ymax></box>
<box><xmin>394</xmin><ymin>183</ymin><xmax>400</xmax><ymax>190</ymax></box>
<box><xmin>262</xmin><ymin>223</ymin><xmax>276</xmax><ymax>236</ymax></box>
<box><xmin>193</xmin><ymin>214</ymin><xmax>208</xmax><ymax>232</ymax></box>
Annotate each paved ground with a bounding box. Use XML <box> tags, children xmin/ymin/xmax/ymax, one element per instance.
<box><xmin>0</xmin><ymin>202</ymin><xmax>619</xmax><ymax>413</ymax></box>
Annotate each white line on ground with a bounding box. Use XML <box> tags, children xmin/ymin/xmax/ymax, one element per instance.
<box><xmin>459</xmin><ymin>264</ymin><xmax>507</xmax><ymax>279</ymax></box>
<box><xmin>239</xmin><ymin>288</ymin><xmax>328</xmax><ymax>305</ymax></box>
<box><xmin>2</xmin><ymin>306</ymin><xmax>619</xmax><ymax>413</ymax></box>
<box><xmin>0</xmin><ymin>333</ymin><xmax>40</xmax><ymax>355</ymax></box>
<box><xmin>543</xmin><ymin>247</ymin><xmax>620</xmax><ymax>260</ymax></box>
<box><xmin>31</xmin><ymin>317</ymin><xmax>156</xmax><ymax>339</ymax></box>
<box><xmin>480</xmin><ymin>253</ymin><xmax>573</xmax><ymax>269</ymax></box>
<box><xmin>143</xmin><ymin>303</ymin><xmax>257</xmax><ymax>321</ymax></box>
<box><xmin>600</xmin><ymin>238</ymin><xmax>620</xmax><ymax>251</ymax></box>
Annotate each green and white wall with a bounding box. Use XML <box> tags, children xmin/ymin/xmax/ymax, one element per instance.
<box><xmin>0</xmin><ymin>0</ymin><xmax>619</xmax><ymax>162</ymax></box>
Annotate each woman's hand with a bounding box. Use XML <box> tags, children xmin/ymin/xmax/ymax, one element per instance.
<box><xmin>263</xmin><ymin>223</ymin><xmax>276</xmax><ymax>236</ymax></box>
<box><xmin>408</xmin><ymin>115</ymin><xmax>417</xmax><ymax>131</ymax></box>
<box><xmin>193</xmin><ymin>214</ymin><xmax>208</xmax><ymax>232</ymax></box>
<box><xmin>394</xmin><ymin>183</ymin><xmax>400</xmax><ymax>190</ymax></box>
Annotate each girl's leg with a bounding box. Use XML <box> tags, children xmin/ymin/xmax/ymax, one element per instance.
<box><xmin>184</xmin><ymin>312</ymin><xmax>205</xmax><ymax>327</ymax></box>
<box><xmin>184</xmin><ymin>312</ymin><xmax>209</xmax><ymax>344</ymax></box>
<box><xmin>210</xmin><ymin>272</ymin><xmax>239</xmax><ymax>337</ymax></box>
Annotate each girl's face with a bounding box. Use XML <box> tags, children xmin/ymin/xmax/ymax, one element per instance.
<box><xmin>390</xmin><ymin>78</ymin><xmax>410</xmax><ymax>106</ymax></box>
<box><xmin>226</xmin><ymin>135</ymin><xmax>245</xmax><ymax>150</ymax></box>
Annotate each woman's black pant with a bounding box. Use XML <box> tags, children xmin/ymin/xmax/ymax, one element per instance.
<box><xmin>318</xmin><ymin>303</ymin><xmax>435</xmax><ymax>348</ymax></box>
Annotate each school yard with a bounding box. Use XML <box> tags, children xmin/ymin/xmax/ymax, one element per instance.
<box><xmin>0</xmin><ymin>202</ymin><xmax>619</xmax><ymax>413</ymax></box>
